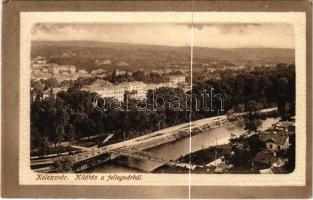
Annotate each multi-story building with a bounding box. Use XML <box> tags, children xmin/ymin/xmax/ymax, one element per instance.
<box><xmin>31</xmin><ymin>56</ymin><xmax>47</xmax><ymax>68</ymax></box>
<box><xmin>87</xmin><ymin>85</ymin><xmax>125</xmax><ymax>102</ymax></box>
<box><xmin>167</xmin><ymin>74</ymin><xmax>186</xmax><ymax>84</ymax></box>
<box><xmin>47</xmin><ymin>63</ymin><xmax>76</xmax><ymax>75</ymax></box>
<box><xmin>145</xmin><ymin>83</ymin><xmax>159</xmax><ymax>91</ymax></box>
<box><xmin>119</xmin><ymin>81</ymin><xmax>147</xmax><ymax>100</ymax></box>
<box><xmin>146</xmin><ymin>82</ymin><xmax>177</xmax><ymax>91</ymax></box>
<box><xmin>59</xmin><ymin>65</ymin><xmax>76</xmax><ymax>74</ymax></box>
<box><xmin>85</xmin><ymin>80</ymin><xmax>182</xmax><ymax>103</ymax></box>
<box><xmin>47</xmin><ymin>63</ymin><xmax>60</xmax><ymax>74</ymax></box>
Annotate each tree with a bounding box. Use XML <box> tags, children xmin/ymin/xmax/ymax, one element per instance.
<box><xmin>51</xmin><ymin>156</ymin><xmax>73</xmax><ymax>172</ymax></box>
<box><xmin>227</xmin><ymin>135</ymin><xmax>264</xmax><ymax>168</ymax></box>
<box><xmin>111</xmin><ymin>69</ymin><xmax>117</xmax><ymax>83</ymax></box>
<box><xmin>246</xmin><ymin>100</ymin><xmax>260</xmax><ymax>115</ymax></box>
<box><xmin>277</xmin><ymin>77</ymin><xmax>289</xmax><ymax>118</ymax></box>
<box><xmin>30</xmin><ymin>63</ymin><xmax>296</xmax><ymax>154</ymax></box>
<box><xmin>132</xmin><ymin>71</ymin><xmax>146</xmax><ymax>82</ymax></box>
<box><xmin>31</xmin><ymin>81</ymin><xmax>44</xmax><ymax>101</ymax></box>
<box><xmin>149</xmin><ymin>112</ymin><xmax>163</xmax><ymax>130</ymax></box>
<box><xmin>52</xmin><ymin>98</ymin><xmax>69</xmax><ymax>149</ymax></box>
<box><xmin>226</xmin><ymin>109</ymin><xmax>236</xmax><ymax>122</ymax></box>
<box><xmin>244</xmin><ymin>100</ymin><xmax>262</xmax><ymax>133</ymax></box>
<box><xmin>30</xmin><ymin>126</ymin><xmax>41</xmax><ymax>154</ymax></box>
<box><xmin>244</xmin><ymin>120</ymin><xmax>261</xmax><ymax>133</ymax></box>
<box><xmin>235</xmin><ymin>104</ymin><xmax>245</xmax><ymax>113</ymax></box>
<box><xmin>37</xmin><ymin>136</ymin><xmax>50</xmax><ymax>158</ymax></box>
<box><xmin>248</xmin><ymin>135</ymin><xmax>265</xmax><ymax>157</ymax></box>
<box><xmin>44</xmin><ymin>78</ymin><xmax>59</xmax><ymax>89</ymax></box>
<box><xmin>65</xmin><ymin>123</ymin><xmax>76</xmax><ymax>154</ymax></box>
<box><xmin>147</xmin><ymin>87</ymin><xmax>189</xmax><ymax>126</ymax></box>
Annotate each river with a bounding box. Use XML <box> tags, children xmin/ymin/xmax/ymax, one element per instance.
<box><xmin>92</xmin><ymin>117</ymin><xmax>280</xmax><ymax>173</ymax></box>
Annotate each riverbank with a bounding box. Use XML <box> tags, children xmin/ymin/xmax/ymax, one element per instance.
<box><xmin>151</xmin><ymin>143</ymin><xmax>258</xmax><ymax>174</ymax></box>
<box><xmin>33</xmin><ymin>108</ymin><xmax>278</xmax><ymax>173</ymax></box>
<box><xmin>89</xmin><ymin>114</ymin><xmax>280</xmax><ymax>173</ymax></box>
<box><xmin>152</xmin><ymin>144</ymin><xmax>231</xmax><ymax>174</ymax></box>
<box><xmin>152</xmin><ymin>116</ymin><xmax>294</xmax><ymax>174</ymax></box>
<box><xmin>178</xmin><ymin>144</ymin><xmax>231</xmax><ymax>166</ymax></box>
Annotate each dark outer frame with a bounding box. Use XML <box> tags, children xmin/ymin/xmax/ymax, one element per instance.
<box><xmin>2</xmin><ymin>0</ymin><xmax>312</xmax><ymax>198</ymax></box>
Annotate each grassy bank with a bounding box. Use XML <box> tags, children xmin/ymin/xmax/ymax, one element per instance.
<box><xmin>178</xmin><ymin>144</ymin><xmax>231</xmax><ymax>166</ymax></box>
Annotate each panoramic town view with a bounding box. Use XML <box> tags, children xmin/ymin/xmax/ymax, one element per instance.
<box><xmin>30</xmin><ymin>23</ymin><xmax>295</xmax><ymax>174</ymax></box>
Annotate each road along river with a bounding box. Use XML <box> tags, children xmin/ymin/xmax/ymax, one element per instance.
<box><xmin>93</xmin><ymin>116</ymin><xmax>280</xmax><ymax>173</ymax></box>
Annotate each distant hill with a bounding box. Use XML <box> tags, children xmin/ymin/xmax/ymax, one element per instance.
<box><xmin>31</xmin><ymin>40</ymin><xmax>295</xmax><ymax>71</ymax></box>
<box><xmin>193</xmin><ymin>47</ymin><xmax>294</xmax><ymax>63</ymax></box>
<box><xmin>31</xmin><ymin>40</ymin><xmax>191</xmax><ymax>59</ymax></box>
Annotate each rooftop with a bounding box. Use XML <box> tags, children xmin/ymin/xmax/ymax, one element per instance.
<box><xmin>167</xmin><ymin>71</ymin><xmax>184</xmax><ymax>76</ymax></box>
<box><xmin>259</xmin><ymin>132</ymin><xmax>289</xmax><ymax>145</ymax></box>
<box><xmin>91</xmin><ymin>79</ymin><xmax>113</xmax><ymax>87</ymax></box>
<box><xmin>253</xmin><ymin>151</ymin><xmax>277</xmax><ymax>164</ymax></box>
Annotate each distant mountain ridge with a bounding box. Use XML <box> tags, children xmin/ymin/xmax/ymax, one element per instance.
<box><xmin>31</xmin><ymin>40</ymin><xmax>295</xmax><ymax>70</ymax></box>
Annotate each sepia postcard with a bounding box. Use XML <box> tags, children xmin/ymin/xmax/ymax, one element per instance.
<box><xmin>2</xmin><ymin>0</ymin><xmax>312</xmax><ymax>198</ymax></box>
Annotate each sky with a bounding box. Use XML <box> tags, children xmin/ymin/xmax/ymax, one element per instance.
<box><xmin>32</xmin><ymin>23</ymin><xmax>294</xmax><ymax>49</ymax></box>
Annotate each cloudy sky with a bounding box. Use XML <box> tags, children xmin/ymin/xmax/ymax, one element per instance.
<box><xmin>32</xmin><ymin>23</ymin><xmax>294</xmax><ymax>49</ymax></box>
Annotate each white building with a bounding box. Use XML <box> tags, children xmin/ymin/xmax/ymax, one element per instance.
<box><xmin>91</xmin><ymin>79</ymin><xmax>113</xmax><ymax>87</ymax></box>
<box><xmin>87</xmin><ymin>85</ymin><xmax>125</xmax><ymax>102</ymax></box>
<box><xmin>95</xmin><ymin>59</ymin><xmax>111</xmax><ymax>65</ymax></box>
<box><xmin>85</xmin><ymin>80</ymin><xmax>181</xmax><ymax>102</ymax></box>
<box><xmin>47</xmin><ymin>63</ymin><xmax>76</xmax><ymax>75</ymax></box>
<box><xmin>78</xmin><ymin>70</ymin><xmax>90</xmax><ymax>77</ymax></box>
<box><xmin>167</xmin><ymin>74</ymin><xmax>186</xmax><ymax>84</ymax></box>
<box><xmin>98</xmin><ymin>86</ymin><xmax>125</xmax><ymax>102</ymax></box>
<box><xmin>146</xmin><ymin>82</ymin><xmax>177</xmax><ymax>91</ymax></box>
<box><xmin>119</xmin><ymin>81</ymin><xmax>147</xmax><ymax>100</ymax></box>
<box><xmin>31</xmin><ymin>56</ymin><xmax>47</xmax><ymax>68</ymax></box>
<box><xmin>115</xmin><ymin>69</ymin><xmax>127</xmax><ymax>76</ymax></box>
<box><xmin>85</xmin><ymin>81</ymin><xmax>149</xmax><ymax>102</ymax></box>
<box><xmin>91</xmin><ymin>69</ymin><xmax>106</xmax><ymax>75</ymax></box>
<box><xmin>116</xmin><ymin>61</ymin><xmax>129</xmax><ymax>67</ymax></box>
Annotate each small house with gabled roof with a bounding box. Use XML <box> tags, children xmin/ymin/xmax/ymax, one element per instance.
<box><xmin>259</xmin><ymin>131</ymin><xmax>289</xmax><ymax>151</ymax></box>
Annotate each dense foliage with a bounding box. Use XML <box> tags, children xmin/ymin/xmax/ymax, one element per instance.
<box><xmin>31</xmin><ymin>63</ymin><xmax>295</xmax><ymax>156</ymax></box>
<box><xmin>192</xmin><ymin>63</ymin><xmax>295</xmax><ymax>119</ymax></box>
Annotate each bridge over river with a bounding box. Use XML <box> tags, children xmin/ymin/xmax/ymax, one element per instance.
<box><xmin>31</xmin><ymin>107</ymin><xmax>277</xmax><ymax>173</ymax></box>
